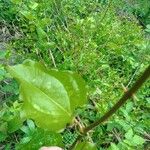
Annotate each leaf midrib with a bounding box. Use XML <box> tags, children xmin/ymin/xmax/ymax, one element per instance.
<box><xmin>8</xmin><ymin>66</ymin><xmax>72</xmax><ymax>117</ymax></box>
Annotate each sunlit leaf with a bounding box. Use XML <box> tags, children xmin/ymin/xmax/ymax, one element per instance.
<box><xmin>109</xmin><ymin>143</ymin><xmax>119</xmax><ymax>150</ymax></box>
<box><xmin>125</xmin><ymin>128</ymin><xmax>133</xmax><ymax>140</ymax></box>
<box><xmin>36</xmin><ymin>27</ymin><xmax>47</xmax><ymax>40</ymax></box>
<box><xmin>20</xmin><ymin>11</ymin><xmax>35</xmax><ymax>20</ymax></box>
<box><xmin>7</xmin><ymin>60</ymin><xmax>87</xmax><ymax>131</ymax></box>
<box><xmin>132</xmin><ymin>135</ymin><xmax>145</xmax><ymax>146</ymax></box>
<box><xmin>29</xmin><ymin>2</ymin><xmax>38</xmax><ymax>10</ymax></box>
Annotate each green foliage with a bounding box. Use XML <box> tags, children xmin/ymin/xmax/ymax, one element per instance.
<box><xmin>75</xmin><ymin>141</ymin><xmax>97</xmax><ymax>150</ymax></box>
<box><xmin>114</xmin><ymin>0</ymin><xmax>150</xmax><ymax>26</ymax></box>
<box><xmin>16</xmin><ymin>121</ymin><xmax>63</xmax><ymax>150</ymax></box>
<box><xmin>0</xmin><ymin>65</ymin><xmax>6</xmax><ymax>81</ymax></box>
<box><xmin>0</xmin><ymin>122</ymin><xmax>7</xmax><ymax>142</ymax></box>
<box><xmin>0</xmin><ymin>0</ymin><xmax>17</xmax><ymax>22</ymax></box>
<box><xmin>145</xmin><ymin>24</ymin><xmax>150</xmax><ymax>33</ymax></box>
<box><xmin>0</xmin><ymin>0</ymin><xmax>149</xmax><ymax>149</ymax></box>
<box><xmin>0</xmin><ymin>101</ymin><xmax>23</xmax><ymax>143</ymax></box>
<box><xmin>7</xmin><ymin>60</ymin><xmax>87</xmax><ymax>131</ymax></box>
<box><xmin>124</xmin><ymin>129</ymin><xmax>145</xmax><ymax>146</ymax></box>
<box><xmin>62</xmin><ymin>129</ymin><xmax>78</xmax><ymax>148</ymax></box>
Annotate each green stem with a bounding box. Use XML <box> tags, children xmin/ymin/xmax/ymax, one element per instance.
<box><xmin>69</xmin><ymin>65</ymin><xmax>150</xmax><ymax>150</ymax></box>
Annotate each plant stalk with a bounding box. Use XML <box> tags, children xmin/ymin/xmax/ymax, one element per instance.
<box><xmin>69</xmin><ymin>65</ymin><xmax>150</xmax><ymax>150</ymax></box>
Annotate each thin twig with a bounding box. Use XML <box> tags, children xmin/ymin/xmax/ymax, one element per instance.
<box><xmin>74</xmin><ymin>118</ymin><xmax>84</xmax><ymax>133</ymax></box>
<box><xmin>112</xmin><ymin>128</ymin><xmax>121</xmax><ymax>142</ymax></box>
<box><xmin>45</xmin><ymin>29</ymin><xmax>57</xmax><ymax>68</ymax></box>
<box><xmin>121</xmin><ymin>83</ymin><xmax>138</xmax><ymax>101</ymax></box>
<box><xmin>126</xmin><ymin>65</ymin><xmax>140</xmax><ymax>88</ymax></box>
<box><xmin>49</xmin><ymin>49</ymin><xmax>57</xmax><ymax>68</ymax></box>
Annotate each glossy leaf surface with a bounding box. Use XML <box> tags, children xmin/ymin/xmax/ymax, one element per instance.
<box><xmin>7</xmin><ymin>60</ymin><xmax>87</xmax><ymax>131</ymax></box>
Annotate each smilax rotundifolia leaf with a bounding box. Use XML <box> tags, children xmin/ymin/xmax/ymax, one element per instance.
<box><xmin>7</xmin><ymin>60</ymin><xmax>87</xmax><ymax>131</ymax></box>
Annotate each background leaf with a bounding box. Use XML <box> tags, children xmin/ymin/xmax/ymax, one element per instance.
<box><xmin>74</xmin><ymin>141</ymin><xmax>97</xmax><ymax>150</ymax></box>
<box><xmin>15</xmin><ymin>128</ymin><xmax>63</xmax><ymax>150</ymax></box>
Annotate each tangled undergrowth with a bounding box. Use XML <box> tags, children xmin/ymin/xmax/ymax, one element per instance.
<box><xmin>0</xmin><ymin>0</ymin><xmax>150</xmax><ymax>150</ymax></box>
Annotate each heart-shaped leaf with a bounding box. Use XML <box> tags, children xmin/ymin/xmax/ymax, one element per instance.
<box><xmin>7</xmin><ymin>60</ymin><xmax>87</xmax><ymax>131</ymax></box>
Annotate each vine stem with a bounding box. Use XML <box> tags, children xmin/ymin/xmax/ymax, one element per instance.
<box><xmin>68</xmin><ymin>65</ymin><xmax>150</xmax><ymax>150</ymax></box>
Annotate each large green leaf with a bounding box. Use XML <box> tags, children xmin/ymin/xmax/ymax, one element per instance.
<box><xmin>7</xmin><ymin>60</ymin><xmax>87</xmax><ymax>131</ymax></box>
